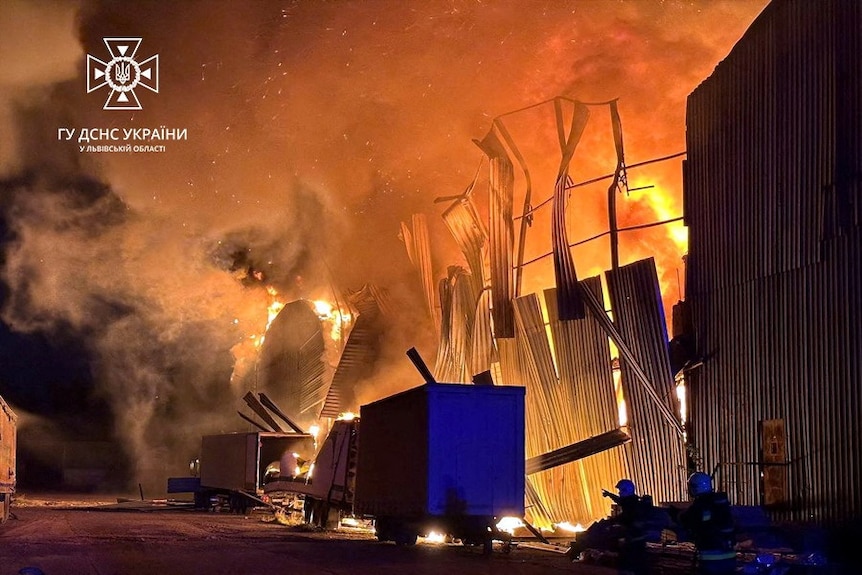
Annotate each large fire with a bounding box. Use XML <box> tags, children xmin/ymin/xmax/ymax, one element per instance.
<box><xmin>255</xmin><ymin>286</ymin><xmax>287</xmax><ymax>348</ymax></box>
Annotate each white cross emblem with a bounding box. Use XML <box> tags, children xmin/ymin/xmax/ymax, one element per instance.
<box><xmin>87</xmin><ymin>38</ymin><xmax>159</xmax><ymax>111</ymax></box>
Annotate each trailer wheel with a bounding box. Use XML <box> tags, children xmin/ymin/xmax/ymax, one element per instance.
<box><xmin>375</xmin><ymin>517</ymin><xmax>392</xmax><ymax>542</ymax></box>
<box><xmin>394</xmin><ymin>531</ymin><xmax>418</xmax><ymax>546</ymax></box>
<box><xmin>228</xmin><ymin>492</ymin><xmax>249</xmax><ymax>515</ymax></box>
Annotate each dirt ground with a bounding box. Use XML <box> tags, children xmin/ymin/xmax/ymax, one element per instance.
<box><xmin>0</xmin><ymin>493</ymin><xmax>616</xmax><ymax>575</ymax></box>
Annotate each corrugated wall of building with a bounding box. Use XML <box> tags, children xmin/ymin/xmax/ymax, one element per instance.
<box><xmin>684</xmin><ymin>0</ymin><xmax>862</xmax><ymax>523</ymax></box>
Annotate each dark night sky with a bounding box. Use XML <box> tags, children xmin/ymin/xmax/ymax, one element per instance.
<box><xmin>0</xmin><ymin>0</ymin><xmax>769</xmax><ymax>489</ymax></box>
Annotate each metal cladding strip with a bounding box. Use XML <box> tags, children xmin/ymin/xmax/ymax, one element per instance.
<box><xmin>545</xmin><ymin>280</ymin><xmax>629</xmax><ymax>519</ymax></box>
<box><xmin>475</xmin><ymin>128</ymin><xmax>516</xmax><ymax>338</ymax></box>
<box><xmin>552</xmin><ymin>173</ymin><xmax>585</xmax><ymax>320</ymax></box>
<box><xmin>551</xmin><ymin>100</ymin><xmax>590</xmax><ymax>321</ymax></box>
<box><xmin>242</xmin><ymin>392</ymin><xmax>283</xmax><ymax>432</ymax></box>
<box><xmin>513</xmin><ymin>294</ymin><xmax>591</xmax><ymax>522</ymax></box>
<box><xmin>525</xmin><ymin>475</ymin><xmax>555</xmax><ymax>531</ymax></box>
<box><xmin>401</xmin><ymin>214</ymin><xmax>439</xmax><ymax>337</ymax></box>
<box><xmin>512</xmin><ymin>294</ymin><xmax>560</xmax><ymax>457</ymax></box>
<box><xmin>511</xmin><ymin>295</ymin><xmax>561</xmax><ymax>517</ymax></box>
<box><xmin>605</xmin><ymin>258</ymin><xmax>687</xmax><ymax>505</ymax></box>
<box><xmin>259</xmin><ymin>393</ymin><xmax>305</xmax><ymax>434</ymax></box>
<box><xmin>495</xmin><ymin>337</ymin><xmax>521</xmax><ymax>387</ymax></box>
<box><xmin>684</xmin><ymin>0</ymin><xmax>862</xmax><ymax>523</ymax></box>
<box><xmin>493</xmin><ymin>118</ymin><xmax>532</xmax><ymax>299</ymax></box>
<box><xmin>545</xmin><ymin>279</ymin><xmax>618</xmax><ymax>437</ymax></box>
<box><xmin>447</xmin><ymin>268</ymin><xmax>475</xmax><ymax>383</ymax></box>
<box><xmin>442</xmin><ymin>197</ymin><xmax>486</xmax><ymax>304</ymax></box>
<box><xmin>299</xmin><ymin>334</ymin><xmax>327</xmax><ymax>414</ymax></box>
<box><xmin>319</xmin><ymin>307</ymin><xmax>383</xmax><ymax>419</ymax></box>
<box><xmin>469</xmin><ymin>288</ymin><xmax>495</xmax><ymax>377</ymax></box>
<box><xmin>526</xmin><ymin>428</ymin><xmax>631</xmax><ymax>475</ymax></box>
<box><xmin>433</xmin><ymin>275</ymin><xmax>457</xmax><ymax>382</ymax></box>
<box><xmin>578</xmin><ymin>277</ymin><xmax>683</xmax><ymax>435</ymax></box>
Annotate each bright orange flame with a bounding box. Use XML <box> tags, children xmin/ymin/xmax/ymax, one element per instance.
<box><xmin>612</xmin><ymin>367</ymin><xmax>628</xmax><ymax>427</ymax></box>
<box><xmin>555</xmin><ymin>521</ymin><xmax>587</xmax><ymax>533</ymax></box>
<box><xmin>422</xmin><ymin>531</ymin><xmax>446</xmax><ymax>544</ymax></box>
<box><xmin>496</xmin><ymin>517</ymin><xmax>525</xmax><ymax>534</ymax></box>
<box><xmin>313</xmin><ymin>299</ymin><xmax>352</xmax><ymax>342</ymax></box>
<box><xmin>627</xmin><ymin>177</ymin><xmax>688</xmax><ymax>255</ymax></box>
<box><xmin>266</xmin><ymin>287</ymin><xmax>285</xmax><ymax>328</ymax></box>
<box><xmin>676</xmin><ymin>379</ymin><xmax>687</xmax><ymax>425</ymax></box>
<box><xmin>255</xmin><ymin>286</ymin><xmax>286</xmax><ymax>348</ymax></box>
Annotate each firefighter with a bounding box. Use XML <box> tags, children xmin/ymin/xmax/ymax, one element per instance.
<box><xmin>603</xmin><ymin>479</ymin><xmax>649</xmax><ymax>575</ymax></box>
<box><xmin>679</xmin><ymin>471</ymin><xmax>736</xmax><ymax>575</ymax></box>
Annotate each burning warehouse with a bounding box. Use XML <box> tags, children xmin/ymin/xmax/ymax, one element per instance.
<box><xmin>0</xmin><ymin>0</ymin><xmax>815</xmax><ymax>544</ymax></box>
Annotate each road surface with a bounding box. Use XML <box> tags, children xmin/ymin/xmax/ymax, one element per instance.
<box><xmin>0</xmin><ymin>495</ymin><xmax>616</xmax><ymax>575</ymax></box>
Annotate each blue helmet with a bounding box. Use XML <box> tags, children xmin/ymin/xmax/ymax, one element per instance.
<box><xmin>688</xmin><ymin>471</ymin><xmax>713</xmax><ymax>496</ymax></box>
<box><xmin>616</xmin><ymin>478</ymin><xmax>636</xmax><ymax>497</ymax></box>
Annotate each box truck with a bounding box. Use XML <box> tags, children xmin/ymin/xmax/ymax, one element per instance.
<box><xmin>1</xmin><ymin>395</ymin><xmax>16</xmax><ymax>523</ymax></box>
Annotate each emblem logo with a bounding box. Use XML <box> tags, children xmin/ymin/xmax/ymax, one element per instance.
<box><xmin>87</xmin><ymin>38</ymin><xmax>159</xmax><ymax>110</ymax></box>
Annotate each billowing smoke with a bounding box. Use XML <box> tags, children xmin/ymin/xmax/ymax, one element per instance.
<box><xmin>0</xmin><ymin>0</ymin><xmax>767</xmax><ymax>491</ymax></box>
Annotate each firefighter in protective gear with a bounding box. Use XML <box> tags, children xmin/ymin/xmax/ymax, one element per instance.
<box><xmin>680</xmin><ymin>472</ymin><xmax>736</xmax><ymax>575</ymax></box>
<box><xmin>603</xmin><ymin>479</ymin><xmax>649</xmax><ymax>575</ymax></box>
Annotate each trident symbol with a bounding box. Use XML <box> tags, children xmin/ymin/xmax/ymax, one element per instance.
<box><xmin>114</xmin><ymin>61</ymin><xmax>131</xmax><ymax>85</ymax></box>
<box><xmin>87</xmin><ymin>38</ymin><xmax>159</xmax><ymax>110</ymax></box>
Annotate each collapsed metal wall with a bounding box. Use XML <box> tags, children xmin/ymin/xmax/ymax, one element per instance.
<box><xmin>684</xmin><ymin>0</ymin><xmax>862</xmax><ymax>523</ymax></box>
<box><xmin>400</xmin><ymin>96</ymin><xmax>691</xmax><ymax>526</ymax></box>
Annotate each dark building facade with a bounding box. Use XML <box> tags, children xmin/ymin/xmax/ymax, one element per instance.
<box><xmin>683</xmin><ymin>0</ymin><xmax>861</xmax><ymax>523</ymax></box>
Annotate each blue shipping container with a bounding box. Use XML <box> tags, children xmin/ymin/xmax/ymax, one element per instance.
<box><xmin>355</xmin><ymin>383</ymin><xmax>525</xmax><ymax>520</ymax></box>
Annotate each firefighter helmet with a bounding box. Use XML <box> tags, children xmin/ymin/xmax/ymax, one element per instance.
<box><xmin>688</xmin><ymin>471</ymin><xmax>713</xmax><ymax>496</ymax></box>
<box><xmin>616</xmin><ymin>478</ymin><xmax>636</xmax><ymax>497</ymax></box>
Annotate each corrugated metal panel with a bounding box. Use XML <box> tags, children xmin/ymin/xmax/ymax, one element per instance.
<box><xmin>432</xmin><ymin>267</ymin><xmax>473</xmax><ymax>383</ymax></box>
<box><xmin>400</xmin><ymin>214</ymin><xmax>439</xmax><ymax>336</ymax></box>
<box><xmin>545</xmin><ymin>279</ymin><xmax>618</xmax><ymax>438</ymax></box>
<box><xmin>526</xmin><ymin>428</ymin><xmax>630</xmax><ymax>475</ymax></box>
<box><xmin>551</xmin><ymin>100</ymin><xmax>589</xmax><ymax>321</ymax></box>
<box><xmin>606</xmin><ymin>258</ymin><xmax>687</xmax><ymax>505</ymax></box>
<box><xmin>442</xmin><ymin>197</ymin><xmax>486</xmax><ymax>305</ymax></box>
<box><xmin>513</xmin><ymin>292</ymin><xmax>630</xmax><ymax>524</ymax></box>
<box><xmin>319</xmin><ymin>287</ymin><xmax>386</xmax><ymax>419</ymax></box>
<box><xmin>470</xmin><ymin>288</ymin><xmax>496</xmax><ymax>377</ymax></box>
<box><xmin>684</xmin><ymin>0</ymin><xmax>862</xmax><ymax>523</ymax></box>
<box><xmin>433</xmin><ymin>273</ymin><xmax>457</xmax><ymax>382</ymax></box>
<box><xmin>495</xmin><ymin>337</ymin><xmax>521</xmax><ymax>387</ymax></box>
<box><xmin>511</xmin><ymin>294</ymin><xmax>584</xmax><ymax>524</ymax></box>
<box><xmin>475</xmin><ymin>129</ymin><xmax>516</xmax><ymax>338</ymax></box>
<box><xmin>545</xmin><ymin>280</ymin><xmax>629</xmax><ymax>520</ymax></box>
